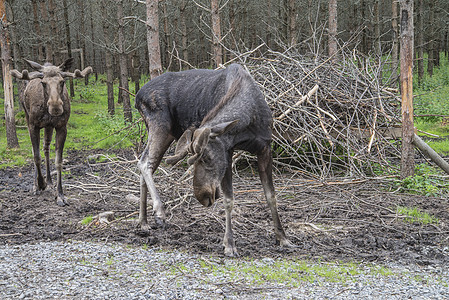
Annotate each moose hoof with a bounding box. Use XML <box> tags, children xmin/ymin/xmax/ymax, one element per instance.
<box><xmin>154</xmin><ymin>217</ymin><xmax>166</xmax><ymax>229</ymax></box>
<box><xmin>279</xmin><ymin>238</ymin><xmax>296</xmax><ymax>249</ymax></box>
<box><xmin>224</xmin><ymin>246</ymin><xmax>239</xmax><ymax>258</ymax></box>
<box><xmin>56</xmin><ymin>196</ymin><xmax>68</xmax><ymax>207</ymax></box>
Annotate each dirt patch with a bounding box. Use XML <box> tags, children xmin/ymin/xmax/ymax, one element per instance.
<box><xmin>1</xmin><ymin>149</ymin><xmax>448</xmax><ymax>266</ymax></box>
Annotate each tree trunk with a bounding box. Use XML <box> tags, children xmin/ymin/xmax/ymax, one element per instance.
<box><xmin>146</xmin><ymin>0</ymin><xmax>162</xmax><ymax>79</ymax></box>
<box><xmin>328</xmin><ymin>0</ymin><xmax>337</xmax><ymax>60</ymax></box>
<box><xmin>48</xmin><ymin>0</ymin><xmax>58</xmax><ymax>63</ymax></box>
<box><xmin>38</xmin><ymin>0</ymin><xmax>52</xmax><ymax>62</ymax></box>
<box><xmin>0</xmin><ymin>0</ymin><xmax>19</xmax><ymax>148</ymax></box>
<box><xmin>180</xmin><ymin>0</ymin><xmax>188</xmax><ymax>67</ymax></box>
<box><xmin>427</xmin><ymin>0</ymin><xmax>435</xmax><ymax>77</ymax></box>
<box><xmin>288</xmin><ymin>0</ymin><xmax>297</xmax><ymax>46</ymax></box>
<box><xmin>399</xmin><ymin>0</ymin><xmax>414</xmax><ymax>179</ymax></box>
<box><xmin>31</xmin><ymin>0</ymin><xmax>44</xmax><ymax>62</ymax></box>
<box><xmin>391</xmin><ymin>0</ymin><xmax>399</xmax><ymax>87</ymax></box>
<box><xmin>117</xmin><ymin>0</ymin><xmax>132</xmax><ymax>123</ymax></box>
<box><xmin>101</xmin><ymin>0</ymin><xmax>114</xmax><ymax>116</ymax></box>
<box><xmin>211</xmin><ymin>0</ymin><xmax>223</xmax><ymax>67</ymax></box>
<box><xmin>62</xmin><ymin>0</ymin><xmax>74</xmax><ymax>97</ymax></box>
<box><xmin>77</xmin><ymin>0</ymin><xmax>88</xmax><ymax>85</ymax></box>
<box><xmin>416</xmin><ymin>0</ymin><xmax>424</xmax><ymax>85</ymax></box>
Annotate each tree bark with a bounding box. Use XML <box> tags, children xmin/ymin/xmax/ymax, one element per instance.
<box><xmin>399</xmin><ymin>0</ymin><xmax>414</xmax><ymax>179</ymax></box>
<box><xmin>31</xmin><ymin>0</ymin><xmax>44</xmax><ymax>62</ymax></box>
<box><xmin>101</xmin><ymin>0</ymin><xmax>114</xmax><ymax>116</ymax></box>
<box><xmin>146</xmin><ymin>0</ymin><xmax>162</xmax><ymax>79</ymax></box>
<box><xmin>62</xmin><ymin>0</ymin><xmax>74</xmax><ymax>97</ymax></box>
<box><xmin>180</xmin><ymin>0</ymin><xmax>188</xmax><ymax>67</ymax></box>
<box><xmin>288</xmin><ymin>0</ymin><xmax>297</xmax><ymax>46</ymax></box>
<box><xmin>117</xmin><ymin>0</ymin><xmax>132</xmax><ymax>123</ymax></box>
<box><xmin>328</xmin><ymin>0</ymin><xmax>337</xmax><ymax>60</ymax></box>
<box><xmin>427</xmin><ymin>0</ymin><xmax>435</xmax><ymax>77</ymax></box>
<box><xmin>0</xmin><ymin>0</ymin><xmax>19</xmax><ymax>148</ymax></box>
<box><xmin>391</xmin><ymin>0</ymin><xmax>399</xmax><ymax>87</ymax></box>
<box><xmin>211</xmin><ymin>0</ymin><xmax>223</xmax><ymax>67</ymax></box>
<box><xmin>416</xmin><ymin>0</ymin><xmax>424</xmax><ymax>85</ymax></box>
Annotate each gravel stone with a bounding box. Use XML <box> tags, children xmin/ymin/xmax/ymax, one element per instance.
<box><xmin>1</xmin><ymin>240</ymin><xmax>448</xmax><ymax>299</ymax></box>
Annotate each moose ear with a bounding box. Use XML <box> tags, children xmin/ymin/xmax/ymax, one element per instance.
<box><xmin>166</xmin><ymin>129</ymin><xmax>193</xmax><ymax>165</ymax></box>
<box><xmin>59</xmin><ymin>58</ymin><xmax>74</xmax><ymax>72</ymax></box>
<box><xmin>210</xmin><ymin>119</ymin><xmax>239</xmax><ymax>138</ymax></box>
<box><xmin>24</xmin><ymin>59</ymin><xmax>43</xmax><ymax>71</ymax></box>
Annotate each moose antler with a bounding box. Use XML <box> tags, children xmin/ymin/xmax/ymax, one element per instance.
<box><xmin>60</xmin><ymin>66</ymin><xmax>93</xmax><ymax>79</ymax></box>
<box><xmin>10</xmin><ymin>69</ymin><xmax>44</xmax><ymax>80</ymax></box>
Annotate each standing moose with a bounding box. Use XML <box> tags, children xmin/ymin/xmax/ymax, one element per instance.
<box><xmin>135</xmin><ymin>64</ymin><xmax>293</xmax><ymax>256</ymax></box>
<box><xmin>11</xmin><ymin>59</ymin><xmax>92</xmax><ymax>206</ymax></box>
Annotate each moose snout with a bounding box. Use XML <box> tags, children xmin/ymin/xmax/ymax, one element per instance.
<box><xmin>48</xmin><ymin>100</ymin><xmax>64</xmax><ymax>116</ymax></box>
<box><xmin>194</xmin><ymin>185</ymin><xmax>220</xmax><ymax>207</ymax></box>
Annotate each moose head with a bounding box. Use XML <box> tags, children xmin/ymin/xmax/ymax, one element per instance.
<box><xmin>11</xmin><ymin>58</ymin><xmax>93</xmax><ymax>116</ymax></box>
<box><xmin>166</xmin><ymin>120</ymin><xmax>239</xmax><ymax>207</ymax></box>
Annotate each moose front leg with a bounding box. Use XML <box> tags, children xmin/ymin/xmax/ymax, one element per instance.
<box><xmin>257</xmin><ymin>146</ymin><xmax>293</xmax><ymax>247</ymax></box>
<box><xmin>44</xmin><ymin>127</ymin><xmax>54</xmax><ymax>186</ymax></box>
<box><xmin>221</xmin><ymin>162</ymin><xmax>239</xmax><ymax>257</ymax></box>
<box><xmin>137</xmin><ymin>130</ymin><xmax>174</xmax><ymax>229</ymax></box>
<box><xmin>54</xmin><ymin>126</ymin><xmax>68</xmax><ymax>206</ymax></box>
<box><xmin>29</xmin><ymin>126</ymin><xmax>46</xmax><ymax>193</ymax></box>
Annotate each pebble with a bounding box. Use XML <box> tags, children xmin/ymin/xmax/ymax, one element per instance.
<box><xmin>0</xmin><ymin>240</ymin><xmax>448</xmax><ymax>299</ymax></box>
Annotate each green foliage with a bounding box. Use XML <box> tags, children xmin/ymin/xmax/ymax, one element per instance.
<box><xmin>414</xmin><ymin>53</ymin><xmax>449</xmax><ymax>123</ymax></box>
<box><xmin>395</xmin><ymin>164</ymin><xmax>448</xmax><ymax>196</ymax></box>
<box><xmin>81</xmin><ymin>215</ymin><xmax>93</xmax><ymax>225</ymax></box>
<box><xmin>396</xmin><ymin>206</ymin><xmax>439</xmax><ymax>225</ymax></box>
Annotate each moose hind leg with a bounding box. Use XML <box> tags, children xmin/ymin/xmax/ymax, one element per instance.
<box><xmin>257</xmin><ymin>146</ymin><xmax>294</xmax><ymax>247</ymax></box>
<box><xmin>221</xmin><ymin>163</ymin><xmax>239</xmax><ymax>257</ymax></box>
<box><xmin>137</xmin><ymin>129</ymin><xmax>174</xmax><ymax>229</ymax></box>
<box><xmin>55</xmin><ymin>127</ymin><xmax>68</xmax><ymax>206</ymax></box>
<box><xmin>44</xmin><ymin>127</ymin><xmax>54</xmax><ymax>186</ymax></box>
<box><xmin>29</xmin><ymin>126</ymin><xmax>46</xmax><ymax>193</ymax></box>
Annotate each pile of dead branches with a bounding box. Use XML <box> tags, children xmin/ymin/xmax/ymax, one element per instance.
<box><xmin>241</xmin><ymin>48</ymin><xmax>402</xmax><ymax>178</ymax></box>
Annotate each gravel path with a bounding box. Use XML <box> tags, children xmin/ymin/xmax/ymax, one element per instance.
<box><xmin>1</xmin><ymin>240</ymin><xmax>448</xmax><ymax>299</ymax></box>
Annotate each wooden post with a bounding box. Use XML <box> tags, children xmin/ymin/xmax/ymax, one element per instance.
<box><xmin>399</xmin><ymin>0</ymin><xmax>414</xmax><ymax>179</ymax></box>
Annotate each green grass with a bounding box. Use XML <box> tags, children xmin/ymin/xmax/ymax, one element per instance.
<box><xmin>396</xmin><ymin>206</ymin><xmax>439</xmax><ymax>225</ymax></box>
<box><xmin>414</xmin><ymin>53</ymin><xmax>449</xmax><ymax>154</ymax></box>
<box><xmin>0</xmin><ymin>76</ymin><xmax>144</xmax><ymax>168</ymax></box>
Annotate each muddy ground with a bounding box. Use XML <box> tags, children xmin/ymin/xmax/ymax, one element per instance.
<box><xmin>1</xmin><ymin>149</ymin><xmax>448</xmax><ymax>266</ymax></box>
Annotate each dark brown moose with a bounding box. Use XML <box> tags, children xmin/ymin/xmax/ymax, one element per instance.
<box><xmin>135</xmin><ymin>64</ymin><xmax>293</xmax><ymax>256</ymax></box>
<box><xmin>11</xmin><ymin>59</ymin><xmax>92</xmax><ymax>206</ymax></box>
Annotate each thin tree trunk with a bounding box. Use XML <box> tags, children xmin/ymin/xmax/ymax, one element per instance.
<box><xmin>146</xmin><ymin>0</ymin><xmax>162</xmax><ymax>79</ymax></box>
<box><xmin>77</xmin><ymin>0</ymin><xmax>88</xmax><ymax>85</ymax></box>
<box><xmin>211</xmin><ymin>0</ymin><xmax>223</xmax><ymax>67</ymax></box>
<box><xmin>391</xmin><ymin>0</ymin><xmax>399</xmax><ymax>87</ymax></box>
<box><xmin>48</xmin><ymin>0</ymin><xmax>57</xmax><ymax>63</ymax></box>
<box><xmin>31</xmin><ymin>0</ymin><xmax>43</xmax><ymax>62</ymax></box>
<box><xmin>427</xmin><ymin>0</ymin><xmax>435</xmax><ymax>77</ymax></box>
<box><xmin>117</xmin><ymin>0</ymin><xmax>132</xmax><ymax>123</ymax></box>
<box><xmin>374</xmin><ymin>0</ymin><xmax>382</xmax><ymax>84</ymax></box>
<box><xmin>288</xmin><ymin>0</ymin><xmax>297</xmax><ymax>46</ymax></box>
<box><xmin>328</xmin><ymin>0</ymin><xmax>337</xmax><ymax>60</ymax></box>
<box><xmin>101</xmin><ymin>0</ymin><xmax>114</xmax><ymax>116</ymax></box>
<box><xmin>417</xmin><ymin>0</ymin><xmax>424</xmax><ymax>85</ymax></box>
<box><xmin>0</xmin><ymin>0</ymin><xmax>19</xmax><ymax>148</ymax></box>
<box><xmin>180</xmin><ymin>0</ymin><xmax>188</xmax><ymax>67</ymax></box>
<box><xmin>38</xmin><ymin>0</ymin><xmax>52</xmax><ymax>62</ymax></box>
<box><xmin>399</xmin><ymin>0</ymin><xmax>414</xmax><ymax>179</ymax></box>
<box><xmin>62</xmin><ymin>0</ymin><xmax>74</xmax><ymax>97</ymax></box>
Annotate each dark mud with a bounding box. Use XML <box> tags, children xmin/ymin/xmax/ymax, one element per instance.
<box><xmin>1</xmin><ymin>149</ymin><xmax>448</xmax><ymax>266</ymax></box>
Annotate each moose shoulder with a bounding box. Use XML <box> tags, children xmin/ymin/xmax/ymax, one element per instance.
<box><xmin>135</xmin><ymin>64</ymin><xmax>293</xmax><ymax>256</ymax></box>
